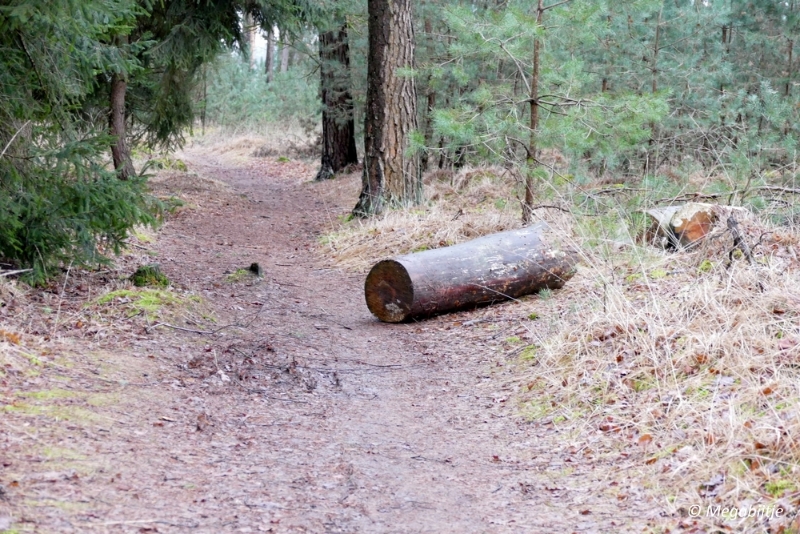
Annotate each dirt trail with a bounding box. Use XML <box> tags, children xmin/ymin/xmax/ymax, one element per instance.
<box><xmin>1</xmin><ymin>149</ymin><xmax>664</xmax><ymax>533</ymax></box>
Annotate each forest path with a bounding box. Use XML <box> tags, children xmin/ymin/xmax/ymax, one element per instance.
<box><xmin>136</xmin><ymin>148</ymin><xmax>656</xmax><ymax>533</ymax></box>
<box><xmin>1</xmin><ymin>147</ymin><xmax>662</xmax><ymax>533</ymax></box>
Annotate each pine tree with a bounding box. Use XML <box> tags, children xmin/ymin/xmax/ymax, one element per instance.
<box><xmin>315</xmin><ymin>20</ymin><xmax>359</xmax><ymax>181</ymax></box>
<box><xmin>353</xmin><ymin>0</ymin><xmax>421</xmax><ymax>216</ymax></box>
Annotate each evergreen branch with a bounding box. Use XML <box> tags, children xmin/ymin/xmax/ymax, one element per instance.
<box><xmin>17</xmin><ymin>32</ymin><xmax>67</xmax><ymax>132</ymax></box>
<box><xmin>486</xmin><ymin>36</ymin><xmax>530</xmax><ymax>94</ymax></box>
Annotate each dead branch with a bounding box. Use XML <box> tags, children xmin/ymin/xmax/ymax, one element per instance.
<box><xmin>726</xmin><ymin>216</ymin><xmax>754</xmax><ymax>265</ymax></box>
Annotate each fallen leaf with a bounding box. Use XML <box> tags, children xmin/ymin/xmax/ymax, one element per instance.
<box><xmin>0</xmin><ymin>330</ymin><xmax>21</xmax><ymax>345</ymax></box>
<box><xmin>638</xmin><ymin>434</ymin><xmax>653</xmax><ymax>446</ymax></box>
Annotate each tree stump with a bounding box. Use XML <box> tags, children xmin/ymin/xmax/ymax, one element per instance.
<box><xmin>364</xmin><ymin>222</ymin><xmax>579</xmax><ymax>322</ymax></box>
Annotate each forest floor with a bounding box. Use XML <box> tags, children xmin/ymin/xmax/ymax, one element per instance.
<box><xmin>0</xmin><ymin>136</ymin><xmax>794</xmax><ymax>533</ymax></box>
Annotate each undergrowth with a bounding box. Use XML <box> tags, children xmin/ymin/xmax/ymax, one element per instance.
<box><xmin>320</xmin><ymin>165</ymin><xmax>800</xmax><ymax>530</ymax></box>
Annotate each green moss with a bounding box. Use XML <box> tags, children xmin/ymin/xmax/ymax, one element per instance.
<box><xmin>765</xmin><ymin>479</ymin><xmax>795</xmax><ymax>497</ymax></box>
<box><xmin>226</xmin><ymin>268</ymin><xmax>250</xmax><ymax>282</ymax></box>
<box><xmin>130</xmin><ymin>264</ymin><xmax>169</xmax><ymax>287</ymax></box>
<box><xmin>625</xmin><ymin>273</ymin><xmax>643</xmax><ymax>283</ymax></box>
<box><xmin>18</xmin><ymin>388</ymin><xmax>81</xmax><ymax>401</ymax></box>
<box><xmin>147</xmin><ymin>155</ymin><xmax>187</xmax><ymax>172</ymax></box>
<box><xmin>524</xmin><ymin>399</ymin><xmax>555</xmax><ymax>420</ymax></box>
<box><xmin>277</xmin><ymin>156</ymin><xmax>290</xmax><ymax>162</ymax></box>
<box><xmin>698</xmin><ymin>259</ymin><xmax>714</xmax><ymax>273</ymax></box>
<box><xmin>520</xmin><ymin>345</ymin><xmax>538</xmax><ymax>361</ymax></box>
<box><xmin>3</xmin><ymin>403</ymin><xmax>103</xmax><ymax>423</ymax></box>
<box><xmin>21</xmin><ymin>352</ymin><xmax>42</xmax><ymax>366</ymax></box>
<box><xmin>93</xmin><ymin>288</ymin><xmax>183</xmax><ymax>319</ymax></box>
<box><xmin>86</xmin><ymin>392</ymin><xmax>119</xmax><ymax>407</ymax></box>
<box><xmin>42</xmin><ymin>446</ymin><xmax>87</xmax><ymax>461</ymax></box>
<box><xmin>527</xmin><ymin>312</ymin><xmax>540</xmax><ymax>320</ymax></box>
<box><xmin>505</xmin><ymin>336</ymin><xmax>523</xmax><ymax>344</ymax></box>
<box><xmin>132</xmin><ymin>230</ymin><xmax>154</xmax><ymax>243</ymax></box>
<box><xmin>649</xmin><ymin>268</ymin><xmax>668</xmax><ymax>279</ymax></box>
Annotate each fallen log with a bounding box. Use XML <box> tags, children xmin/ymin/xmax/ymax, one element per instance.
<box><xmin>364</xmin><ymin>222</ymin><xmax>579</xmax><ymax>323</ymax></box>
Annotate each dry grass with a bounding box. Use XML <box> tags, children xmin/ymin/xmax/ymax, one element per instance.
<box><xmin>522</xmin><ymin>244</ymin><xmax>800</xmax><ymax>528</ymax></box>
<box><xmin>184</xmin><ymin>123</ymin><xmax>317</xmax><ymax>163</ymax></box>
<box><xmin>321</xmin><ymin>166</ymin><xmax>525</xmax><ymax>272</ymax></box>
<box><xmin>322</xmin><ymin>168</ymin><xmax>800</xmax><ymax>531</ymax></box>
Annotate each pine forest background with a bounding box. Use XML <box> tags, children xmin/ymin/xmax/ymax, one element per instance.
<box><xmin>4</xmin><ymin>0</ymin><xmax>800</xmax><ymax>277</ymax></box>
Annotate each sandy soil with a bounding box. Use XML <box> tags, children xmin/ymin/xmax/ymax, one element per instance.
<box><xmin>0</xmin><ymin>147</ymin><xmax>673</xmax><ymax>533</ymax></box>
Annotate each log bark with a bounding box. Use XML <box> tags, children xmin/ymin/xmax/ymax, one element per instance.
<box><xmin>365</xmin><ymin>222</ymin><xmax>578</xmax><ymax>323</ymax></box>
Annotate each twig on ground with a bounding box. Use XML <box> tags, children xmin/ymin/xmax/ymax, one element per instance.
<box><xmin>146</xmin><ymin>322</ymin><xmax>216</xmax><ymax>335</ymax></box>
<box><xmin>0</xmin><ymin>269</ymin><xmax>32</xmax><ymax>278</ymax></box>
<box><xmin>530</xmin><ymin>204</ymin><xmax>572</xmax><ymax>214</ymax></box>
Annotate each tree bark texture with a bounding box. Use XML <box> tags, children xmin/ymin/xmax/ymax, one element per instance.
<box><xmin>245</xmin><ymin>14</ymin><xmax>256</xmax><ymax>70</ymax></box>
<box><xmin>365</xmin><ymin>223</ymin><xmax>578</xmax><ymax>322</ymax></box>
<box><xmin>265</xmin><ymin>26</ymin><xmax>274</xmax><ymax>82</ymax></box>
<box><xmin>353</xmin><ymin>0</ymin><xmax>420</xmax><ymax>216</ymax></box>
<box><xmin>280</xmin><ymin>33</ymin><xmax>289</xmax><ymax>73</ymax></box>
<box><xmin>315</xmin><ymin>24</ymin><xmax>359</xmax><ymax>181</ymax></box>
<box><xmin>109</xmin><ymin>54</ymin><xmax>134</xmax><ymax>181</ymax></box>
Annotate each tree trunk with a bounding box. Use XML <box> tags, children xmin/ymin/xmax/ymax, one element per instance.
<box><xmin>246</xmin><ymin>14</ymin><xmax>257</xmax><ymax>70</ymax></box>
<box><xmin>420</xmin><ymin>17</ymin><xmax>437</xmax><ymax>173</ymax></box>
<box><xmin>280</xmin><ymin>32</ymin><xmax>289</xmax><ymax>73</ymax></box>
<box><xmin>109</xmin><ymin>36</ymin><xmax>134</xmax><ymax>181</ymax></box>
<box><xmin>265</xmin><ymin>26</ymin><xmax>274</xmax><ymax>82</ymax></box>
<box><xmin>316</xmin><ymin>24</ymin><xmax>358</xmax><ymax>181</ymax></box>
<box><xmin>786</xmin><ymin>38</ymin><xmax>794</xmax><ymax>97</ymax></box>
<box><xmin>522</xmin><ymin>0</ymin><xmax>544</xmax><ymax>224</ymax></box>
<box><xmin>353</xmin><ymin>0</ymin><xmax>420</xmax><ymax>216</ymax></box>
<box><xmin>364</xmin><ymin>223</ymin><xmax>578</xmax><ymax>322</ymax></box>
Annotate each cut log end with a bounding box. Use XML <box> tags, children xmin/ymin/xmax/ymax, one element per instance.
<box><xmin>364</xmin><ymin>260</ymin><xmax>414</xmax><ymax>322</ymax></box>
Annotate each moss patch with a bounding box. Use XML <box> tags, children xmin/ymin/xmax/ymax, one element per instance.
<box><xmin>130</xmin><ymin>264</ymin><xmax>169</xmax><ymax>287</ymax></box>
<box><xmin>93</xmin><ymin>288</ymin><xmax>183</xmax><ymax>319</ymax></box>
